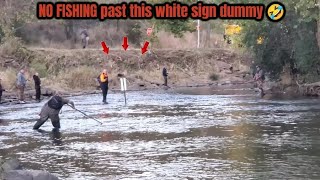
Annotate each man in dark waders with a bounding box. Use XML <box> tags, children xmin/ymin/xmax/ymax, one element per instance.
<box><xmin>162</xmin><ymin>67</ymin><xmax>168</xmax><ymax>86</ymax></box>
<box><xmin>33</xmin><ymin>72</ymin><xmax>41</xmax><ymax>102</ymax></box>
<box><xmin>33</xmin><ymin>91</ymin><xmax>75</xmax><ymax>130</ymax></box>
<box><xmin>0</xmin><ymin>78</ymin><xmax>5</xmax><ymax>103</ymax></box>
<box><xmin>254</xmin><ymin>65</ymin><xmax>266</xmax><ymax>97</ymax></box>
<box><xmin>99</xmin><ymin>69</ymin><xmax>109</xmax><ymax>104</ymax></box>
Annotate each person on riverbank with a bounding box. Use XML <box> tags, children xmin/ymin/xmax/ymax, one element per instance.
<box><xmin>229</xmin><ymin>65</ymin><xmax>233</xmax><ymax>74</ymax></box>
<box><xmin>33</xmin><ymin>72</ymin><xmax>41</xmax><ymax>102</ymax></box>
<box><xmin>250</xmin><ymin>61</ymin><xmax>257</xmax><ymax>78</ymax></box>
<box><xmin>162</xmin><ymin>66</ymin><xmax>168</xmax><ymax>86</ymax></box>
<box><xmin>33</xmin><ymin>91</ymin><xmax>75</xmax><ymax>130</ymax></box>
<box><xmin>99</xmin><ymin>69</ymin><xmax>109</xmax><ymax>104</ymax></box>
<box><xmin>254</xmin><ymin>65</ymin><xmax>265</xmax><ymax>97</ymax></box>
<box><xmin>80</xmin><ymin>29</ymin><xmax>89</xmax><ymax>49</ymax></box>
<box><xmin>16</xmin><ymin>69</ymin><xmax>27</xmax><ymax>104</ymax></box>
<box><xmin>0</xmin><ymin>78</ymin><xmax>5</xmax><ymax>103</ymax></box>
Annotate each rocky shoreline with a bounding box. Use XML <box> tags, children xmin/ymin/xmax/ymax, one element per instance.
<box><xmin>1</xmin><ymin>80</ymin><xmax>316</xmax><ymax>107</ymax></box>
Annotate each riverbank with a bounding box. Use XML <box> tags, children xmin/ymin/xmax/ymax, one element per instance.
<box><xmin>0</xmin><ymin>47</ymin><xmax>252</xmax><ymax>91</ymax></box>
<box><xmin>1</xmin><ymin>47</ymin><xmax>318</xmax><ymax>106</ymax></box>
<box><xmin>0</xmin><ymin>81</ymin><xmax>253</xmax><ymax>105</ymax></box>
<box><xmin>0</xmin><ymin>80</ymin><xmax>310</xmax><ymax>106</ymax></box>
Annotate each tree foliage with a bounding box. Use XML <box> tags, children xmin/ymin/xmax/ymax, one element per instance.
<box><xmin>0</xmin><ymin>0</ymin><xmax>318</xmax><ymax>83</ymax></box>
<box><xmin>228</xmin><ymin>0</ymin><xmax>320</xmax><ymax>81</ymax></box>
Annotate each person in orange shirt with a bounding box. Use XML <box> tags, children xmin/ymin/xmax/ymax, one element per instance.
<box><xmin>99</xmin><ymin>69</ymin><xmax>109</xmax><ymax>104</ymax></box>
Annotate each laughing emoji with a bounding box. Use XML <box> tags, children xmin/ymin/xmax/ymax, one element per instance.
<box><xmin>267</xmin><ymin>2</ymin><xmax>286</xmax><ymax>22</ymax></box>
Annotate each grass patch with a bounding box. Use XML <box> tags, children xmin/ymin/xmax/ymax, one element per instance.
<box><xmin>0</xmin><ymin>37</ymin><xmax>23</xmax><ymax>56</ymax></box>
<box><xmin>0</xmin><ymin>68</ymin><xmax>17</xmax><ymax>90</ymax></box>
<box><xmin>30</xmin><ymin>60</ymin><xmax>48</xmax><ymax>77</ymax></box>
<box><xmin>54</xmin><ymin>66</ymin><xmax>99</xmax><ymax>90</ymax></box>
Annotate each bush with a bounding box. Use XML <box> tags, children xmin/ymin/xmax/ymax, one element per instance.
<box><xmin>30</xmin><ymin>61</ymin><xmax>48</xmax><ymax>78</ymax></box>
<box><xmin>55</xmin><ymin>66</ymin><xmax>98</xmax><ymax>90</ymax></box>
<box><xmin>209</xmin><ymin>73</ymin><xmax>219</xmax><ymax>81</ymax></box>
<box><xmin>0</xmin><ymin>37</ymin><xmax>24</xmax><ymax>56</ymax></box>
<box><xmin>126</xmin><ymin>22</ymin><xmax>142</xmax><ymax>47</ymax></box>
<box><xmin>0</xmin><ymin>68</ymin><xmax>17</xmax><ymax>90</ymax></box>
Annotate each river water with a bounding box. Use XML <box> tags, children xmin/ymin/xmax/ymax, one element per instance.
<box><xmin>1</xmin><ymin>89</ymin><xmax>320</xmax><ymax>179</ymax></box>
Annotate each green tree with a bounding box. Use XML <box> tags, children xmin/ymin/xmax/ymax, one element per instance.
<box><xmin>228</xmin><ymin>0</ymin><xmax>320</xmax><ymax>81</ymax></box>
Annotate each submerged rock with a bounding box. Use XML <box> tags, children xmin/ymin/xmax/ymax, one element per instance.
<box><xmin>3</xmin><ymin>170</ymin><xmax>59</xmax><ymax>180</ymax></box>
<box><xmin>1</xmin><ymin>158</ymin><xmax>22</xmax><ymax>172</ymax></box>
<box><xmin>1</xmin><ymin>158</ymin><xmax>59</xmax><ymax>180</ymax></box>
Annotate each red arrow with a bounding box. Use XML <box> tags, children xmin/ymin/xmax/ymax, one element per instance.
<box><xmin>141</xmin><ymin>41</ymin><xmax>149</xmax><ymax>54</ymax></box>
<box><xmin>122</xmin><ymin>36</ymin><xmax>129</xmax><ymax>51</ymax></box>
<box><xmin>101</xmin><ymin>41</ymin><xmax>109</xmax><ymax>54</ymax></box>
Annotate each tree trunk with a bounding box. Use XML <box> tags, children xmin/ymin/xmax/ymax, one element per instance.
<box><xmin>64</xmin><ymin>20</ymin><xmax>74</xmax><ymax>40</ymax></box>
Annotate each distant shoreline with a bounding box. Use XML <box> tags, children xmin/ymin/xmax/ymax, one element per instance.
<box><xmin>0</xmin><ymin>81</ymin><xmax>314</xmax><ymax>106</ymax></box>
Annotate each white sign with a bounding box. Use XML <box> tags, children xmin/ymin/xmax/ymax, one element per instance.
<box><xmin>120</xmin><ymin>78</ymin><xmax>127</xmax><ymax>91</ymax></box>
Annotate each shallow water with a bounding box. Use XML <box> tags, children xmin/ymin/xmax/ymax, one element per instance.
<box><xmin>1</xmin><ymin>90</ymin><xmax>320</xmax><ymax>179</ymax></box>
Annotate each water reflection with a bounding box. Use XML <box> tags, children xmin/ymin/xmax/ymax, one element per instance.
<box><xmin>35</xmin><ymin>128</ymin><xmax>63</xmax><ymax>146</ymax></box>
<box><xmin>50</xmin><ymin>128</ymin><xmax>63</xmax><ymax>146</ymax></box>
<box><xmin>0</xmin><ymin>92</ymin><xmax>320</xmax><ymax>179</ymax></box>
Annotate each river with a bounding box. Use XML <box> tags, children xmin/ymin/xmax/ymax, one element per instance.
<box><xmin>1</xmin><ymin>89</ymin><xmax>320</xmax><ymax>179</ymax></box>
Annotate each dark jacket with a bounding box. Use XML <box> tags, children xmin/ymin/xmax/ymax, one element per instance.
<box><xmin>41</xmin><ymin>96</ymin><xmax>72</xmax><ymax>116</ymax></box>
<box><xmin>33</xmin><ymin>75</ymin><xmax>41</xmax><ymax>87</ymax></box>
<box><xmin>255</xmin><ymin>69</ymin><xmax>265</xmax><ymax>81</ymax></box>
<box><xmin>16</xmin><ymin>72</ymin><xmax>26</xmax><ymax>87</ymax></box>
<box><xmin>80</xmin><ymin>30</ymin><xmax>89</xmax><ymax>37</ymax></box>
<box><xmin>162</xmin><ymin>68</ymin><xmax>168</xmax><ymax>77</ymax></box>
<box><xmin>0</xmin><ymin>83</ymin><xmax>4</xmax><ymax>96</ymax></box>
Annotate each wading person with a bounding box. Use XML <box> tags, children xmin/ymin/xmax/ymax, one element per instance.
<box><xmin>0</xmin><ymin>78</ymin><xmax>5</xmax><ymax>103</ymax></box>
<box><xmin>80</xmin><ymin>29</ymin><xmax>89</xmax><ymax>49</ymax></box>
<box><xmin>254</xmin><ymin>65</ymin><xmax>265</xmax><ymax>97</ymax></box>
<box><xmin>16</xmin><ymin>69</ymin><xmax>27</xmax><ymax>103</ymax></box>
<box><xmin>33</xmin><ymin>91</ymin><xmax>75</xmax><ymax>130</ymax></box>
<box><xmin>33</xmin><ymin>72</ymin><xmax>41</xmax><ymax>102</ymax></box>
<box><xmin>99</xmin><ymin>69</ymin><xmax>109</xmax><ymax>104</ymax></box>
<box><xmin>162</xmin><ymin>66</ymin><xmax>168</xmax><ymax>86</ymax></box>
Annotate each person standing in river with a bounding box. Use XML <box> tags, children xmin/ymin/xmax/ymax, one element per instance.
<box><xmin>16</xmin><ymin>69</ymin><xmax>27</xmax><ymax>104</ymax></box>
<box><xmin>33</xmin><ymin>91</ymin><xmax>75</xmax><ymax>130</ymax></box>
<box><xmin>254</xmin><ymin>65</ymin><xmax>265</xmax><ymax>97</ymax></box>
<box><xmin>98</xmin><ymin>69</ymin><xmax>109</xmax><ymax>104</ymax></box>
<box><xmin>162</xmin><ymin>66</ymin><xmax>168</xmax><ymax>86</ymax></box>
<box><xmin>33</xmin><ymin>72</ymin><xmax>41</xmax><ymax>102</ymax></box>
<box><xmin>0</xmin><ymin>78</ymin><xmax>5</xmax><ymax>103</ymax></box>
